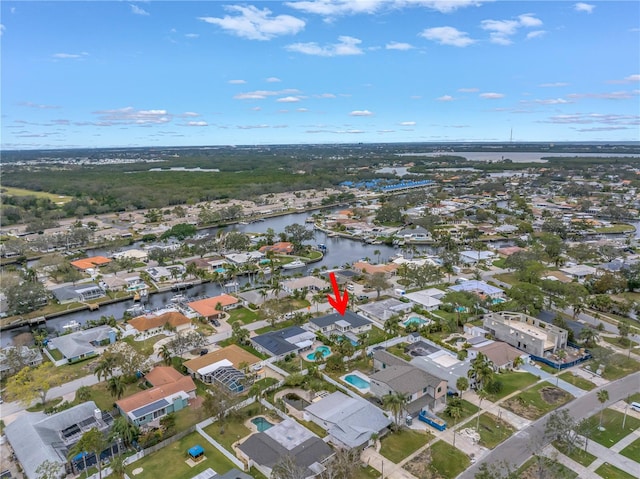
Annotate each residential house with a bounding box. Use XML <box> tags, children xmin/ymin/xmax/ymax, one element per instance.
<box><xmin>251</xmin><ymin>326</ymin><xmax>315</xmax><ymax>359</ymax></box>
<box><xmin>183</xmin><ymin>345</ymin><xmax>263</xmax><ymax>392</ymax></box>
<box><xmin>281</xmin><ymin>276</ymin><xmax>328</xmax><ymax>294</ymax></box>
<box><xmin>370</xmin><ymin>350</ymin><xmax>447</xmax><ymax>414</ymax></box>
<box><xmin>468</xmin><ymin>341</ymin><xmax>528</xmax><ymax>371</ymax></box>
<box><xmin>306</xmin><ymin>311</ymin><xmax>372</xmax><ymax>345</ymax></box>
<box><xmin>559</xmin><ymin>264</ymin><xmax>597</xmax><ymax>282</ymax></box>
<box><xmin>482</xmin><ymin>311</ymin><xmax>568</xmax><ymax>356</ymax></box>
<box><xmin>303</xmin><ymin>391</ymin><xmax>391</xmax><ymax>449</ymax></box>
<box><xmin>187</xmin><ymin>294</ymin><xmax>239</xmax><ymax>321</ymax></box>
<box><xmin>0</xmin><ymin>346</ymin><xmax>43</xmax><ymax>377</ymax></box>
<box><xmin>70</xmin><ymin>256</ymin><xmax>112</xmax><ymax>271</ymax></box>
<box><xmin>396</xmin><ymin>226</ymin><xmax>431</xmax><ymax>242</ymax></box>
<box><xmin>357</xmin><ymin>298</ymin><xmax>413</xmax><ymax>323</ymax></box>
<box><xmin>127</xmin><ymin>310</ymin><xmax>193</xmax><ymax>336</ymax></box>
<box><xmin>410</xmin><ymin>349</ymin><xmax>471</xmax><ymax>395</ymax></box>
<box><xmin>115</xmin><ymin>367</ymin><xmax>196</xmax><ymax>426</ymax></box>
<box><xmin>4</xmin><ymin>401</ymin><xmax>114</xmax><ymax>479</ymax></box>
<box><xmin>404</xmin><ymin>289</ymin><xmax>445</xmax><ymax>311</ymax></box>
<box><xmin>237</xmin><ymin>289</ymin><xmax>287</xmax><ymax>307</ymax></box>
<box><xmin>448</xmin><ymin>280</ymin><xmax>505</xmax><ymax>301</ymax></box>
<box><xmin>458</xmin><ymin>250</ymin><xmax>495</xmax><ymax>265</ymax></box>
<box><xmin>259</xmin><ymin>242</ymin><xmax>295</xmax><ymax>254</ymax></box>
<box><xmin>51</xmin><ymin>283</ymin><xmax>105</xmax><ymax>304</ymax></box>
<box><xmin>352</xmin><ymin>261</ymin><xmax>398</xmax><ymax>277</ymax></box>
<box><xmin>112</xmin><ymin>249</ymin><xmax>148</xmax><ymax>262</ymax></box>
<box><xmin>47</xmin><ymin>325</ymin><xmax>116</xmax><ymax>363</ymax></box>
<box><xmin>237</xmin><ymin>419</ymin><xmax>333</xmax><ymax>479</ymax></box>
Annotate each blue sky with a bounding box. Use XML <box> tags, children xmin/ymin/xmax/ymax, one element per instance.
<box><xmin>2</xmin><ymin>1</ymin><xmax>639</xmax><ymax>149</ymax></box>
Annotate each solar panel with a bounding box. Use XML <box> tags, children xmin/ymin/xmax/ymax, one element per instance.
<box><xmin>131</xmin><ymin>399</ymin><xmax>169</xmax><ymax>419</ymax></box>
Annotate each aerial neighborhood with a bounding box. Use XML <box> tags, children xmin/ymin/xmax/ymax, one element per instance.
<box><xmin>1</xmin><ymin>145</ymin><xmax>640</xmax><ymax>479</ymax></box>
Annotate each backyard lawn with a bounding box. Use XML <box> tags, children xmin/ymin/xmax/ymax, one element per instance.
<box><xmin>379</xmin><ymin>429</ymin><xmax>432</xmax><ymax>463</ymax></box>
<box><xmin>202</xmin><ymin>403</ymin><xmax>262</xmax><ymax>450</ymax></box>
<box><xmin>227</xmin><ymin>307</ymin><xmax>259</xmax><ymax>325</ymax></box>
<box><xmin>124</xmin><ymin>334</ymin><xmax>167</xmax><ymax>356</ymax></box>
<box><xmin>463</xmin><ymin>413</ymin><xmax>515</xmax><ymax>449</ymax></box>
<box><xmin>518</xmin><ymin>457</ymin><xmax>577</xmax><ymax>478</ymax></box>
<box><xmin>428</xmin><ymin>441</ymin><xmax>470</xmax><ymax>478</ymax></box>
<box><xmin>553</xmin><ymin>442</ymin><xmax>597</xmax><ymax>467</ymax></box>
<box><xmin>585</xmin><ymin>409</ymin><xmax>640</xmax><ymax>448</ymax></box>
<box><xmin>558</xmin><ymin>371</ymin><xmax>596</xmax><ymax>391</ymax></box>
<box><xmin>443</xmin><ymin>399</ymin><xmax>479</xmax><ymax>425</ymax></box>
<box><xmin>124</xmin><ymin>431</ymin><xmax>238</xmax><ymax>479</ymax></box>
<box><xmin>503</xmin><ymin>383</ymin><xmax>573</xmax><ymax>420</ymax></box>
<box><xmin>485</xmin><ymin>371</ymin><xmax>539</xmax><ymax>401</ymax></box>
<box><xmin>354</xmin><ymin>465</ymin><xmax>381</xmax><ymax>479</ymax></box>
<box><xmin>595</xmin><ymin>462</ymin><xmax>638</xmax><ymax>479</ymax></box>
<box><xmin>619</xmin><ymin>437</ymin><xmax>640</xmax><ymax>463</ymax></box>
<box><xmin>600</xmin><ymin>354</ymin><xmax>639</xmax><ymax>381</ymax></box>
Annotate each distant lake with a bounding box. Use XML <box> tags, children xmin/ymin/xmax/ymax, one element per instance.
<box><xmin>395</xmin><ymin>152</ymin><xmax>640</xmax><ymax>163</ymax></box>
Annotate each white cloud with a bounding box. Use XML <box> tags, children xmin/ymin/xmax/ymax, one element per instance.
<box><xmin>437</xmin><ymin>95</ymin><xmax>455</xmax><ymax>101</ymax></box>
<box><xmin>481</xmin><ymin>14</ymin><xmax>543</xmax><ymax>45</ymax></box>
<box><xmin>286</xmin><ymin>35</ymin><xmax>363</xmax><ymax>56</ymax></box>
<box><xmin>228</xmin><ymin>79</ymin><xmax>247</xmax><ymax>85</ymax></box>
<box><xmin>480</xmin><ymin>92</ymin><xmax>505</xmax><ymax>99</ymax></box>
<box><xmin>0</xmin><ymin>24</ymin><xmax>5</xmax><ymax>36</ymax></box>
<box><xmin>533</xmin><ymin>98</ymin><xmax>571</xmax><ymax>105</ymax></box>
<box><xmin>458</xmin><ymin>87</ymin><xmax>479</xmax><ymax>92</ymax></box>
<box><xmin>199</xmin><ymin>5</ymin><xmax>305</xmax><ymax>41</ymax></box>
<box><xmin>574</xmin><ymin>3</ymin><xmax>595</xmax><ymax>14</ymax></box>
<box><xmin>18</xmin><ymin>101</ymin><xmax>61</xmax><ymax>109</ymax></box>
<box><xmin>399</xmin><ymin>121</ymin><xmax>416</xmax><ymax>126</ymax></box>
<box><xmin>420</xmin><ymin>26</ymin><xmax>475</xmax><ymax>47</ymax></box>
<box><xmin>297</xmin><ymin>108</ymin><xmax>309</xmax><ymax>112</ymax></box>
<box><xmin>315</xmin><ymin>93</ymin><xmax>336</xmax><ymax>98</ymax></box>
<box><xmin>52</xmin><ymin>52</ymin><xmax>89</xmax><ymax>59</ymax></box>
<box><xmin>130</xmin><ymin>4</ymin><xmax>150</xmax><ymax>16</ymax></box>
<box><xmin>185</xmin><ymin>33</ymin><xmax>199</xmax><ymax>39</ymax></box>
<box><xmin>544</xmin><ymin>113</ymin><xmax>638</xmax><ymax>125</ymax></box>
<box><xmin>266</xmin><ymin>77</ymin><xmax>282</xmax><ymax>83</ymax></box>
<box><xmin>233</xmin><ymin>88</ymin><xmax>301</xmax><ymax>100</ymax></box>
<box><xmin>285</xmin><ymin>0</ymin><xmax>481</xmax><ymax>17</ymax></box>
<box><xmin>92</xmin><ymin>106</ymin><xmax>172</xmax><ymax>125</ymax></box>
<box><xmin>539</xmin><ymin>82</ymin><xmax>569</xmax><ymax>88</ymax></box>
<box><xmin>277</xmin><ymin>96</ymin><xmax>301</xmax><ymax>103</ymax></box>
<box><xmin>526</xmin><ymin>30</ymin><xmax>546</xmax><ymax>39</ymax></box>
<box><xmin>181</xmin><ymin>112</ymin><xmax>200</xmax><ymax>117</ymax></box>
<box><xmin>567</xmin><ymin>90</ymin><xmax>639</xmax><ymax>100</ymax></box>
<box><xmin>386</xmin><ymin>41</ymin><xmax>414</xmax><ymax>50</ymax></box>
<box><xmin>607</xmin><ymin>74</ymin><xmax>640</xmax><ymax>84</ymax></box>
<box><xmin>350</xmin><ymin>110</ymin><xmax>373</xmax><ymax>116</ymax></box>
<box><xmin>186</xmin><ymin>121</ymin><xmax>208</xmax><ymax>127</ymax></box>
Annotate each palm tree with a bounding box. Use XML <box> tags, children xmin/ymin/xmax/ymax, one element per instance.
<box><xmin>512</xmin><ymin>356</ymin><xmax>525</xmax><ymax>370</ymax></box>
<box><xmin>468</xmin><ymin>353</ymin><xmax>494</xmax><ymax>391</ymax></box>
<box><xmin>68</xmin><ymin>427</ymin><xmax>108</xmax><ymax>479</ymax></box>
<box><xmin>109</xmin><ymin>416</ymin><xmax>140</xmax><ymax>449</ymax></box>
<box><xmin>382</xmin><ymin>392</ymin><xmax>408</xmax><ymax>429</ymax></box>
<box><xmin>159</xmin><ymin>344</ymin><xmax>172</xmax><ymax>365</ymax></box>
<box><xmin>76</xmin><ymin>385</ymin><xmax>92</xmax><ymax>402</ymax></box>
<box><xmin>107</xmin><ymin>375</ymin><xmax>125</xmax><ymax>399</ymax></box>
<box><xmin>373</xmin><ymin>249</ymin><xmax>382</xmax><ymax>264</ymax></box>
<box><xmin>597</xmin><ymin>389</ymin><xmax>609</xmax><ymax>429</ymax></box>
<box><xmin>456</xmin><ymin>377</ymin><xmax>469</xmax><ymax>400</ymax></box>
<box><xmin>445</xmin><ymin>399</ymin><xmax>464</xmax><ymax>446</ymax></box>
<box><xmin>578</xmin><ymin>328</ymin><xmax>599</xmax><ymax>348</ymax></box>
<box><xmin>476</xmin><ymin>389</ymin><xmax>488</xmax><ymax>432</ymax></box>
<box><xmin>108</xmin><ymin>454</ymin><xmax>126</xmax><ymax>479</ymax></box>
<box><xmin>94</xmin><ymin>354</ymin><xmax>118</xmax><ymax>381</ymax></box>
<box><xmin>384</xmin><ymin>317</ymin><xmax>400</xmax><ymax>339</ymax></box>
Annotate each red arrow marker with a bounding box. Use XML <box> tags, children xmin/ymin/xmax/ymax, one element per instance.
<box><xmin>327</xmin><ymin>272</ymin><xmax>349</xmax><ymax>316</ymax></box>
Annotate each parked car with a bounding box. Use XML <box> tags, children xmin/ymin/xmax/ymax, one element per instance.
<box><xmin>211</xmin><ymin>319</ymin><xmax>221</xmax><ymax>327</ymax></box>
<box><xmin>200</xmin><ymin>349</ymin><xmax>209</xmax><ymax>356</ymax></box>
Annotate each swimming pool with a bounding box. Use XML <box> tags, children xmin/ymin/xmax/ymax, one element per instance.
<box><xmin>492</xmin><ymin>298</ymin><xmax>505</xmax><ymax>304</ymax></box>
<box><xmin>306</xmin><ymin>345</ymin><xmax>331</xmax><ymax>361</ymax></box>
<box><xmin>403</xmin><ymin>316</ymin><xmax>427</xmax><ymax>327</ymax></box>
<box><xmin>344</xmin><ymin>374</ymin><xmax>370</xmax><ymax>389</ymax></box>
<box><xmin>251</xmin><ymin>416</ymin><xmax>274</xmax><ymax>432</ymax></box>
<box><xmin>214</xmin><ymin>267</ymin><xmax>227</xmax><ymax>274</ymax></box>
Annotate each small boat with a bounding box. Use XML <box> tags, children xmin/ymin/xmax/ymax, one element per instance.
<box><xmin>169</xmin><ymin>294</ymin><xmax>186</xmax><ymax>303</ymax></box>
<box><xmin>282</xmin><ymin>259</ymin><xmax>306</xmax><ymax>270</ymax></box>
<box><xmin>62</xmin><ymin>320</ymin><xmax>81</xmax><ymax>331</ymax></box>
<box><xmin>126</xmin><ymin>305</ymin><xmax>145</xmax><ymax>316</ymax></box>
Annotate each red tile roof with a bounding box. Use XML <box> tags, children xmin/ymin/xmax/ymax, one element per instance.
<box><xmin>187</xmin><ymin>294</ymin><xmax>238</xmax><ymax>317</ymax></box>
<box><xmin>128</xmin><ymin>311</ymin><xmax>192</xmax><ymax>332</ymax></box>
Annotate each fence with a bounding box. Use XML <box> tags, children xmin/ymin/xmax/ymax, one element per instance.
<box><xmin>195</xmin><ymin>424</ymin><xmax>246</xmax><ymax>470</ymax></box>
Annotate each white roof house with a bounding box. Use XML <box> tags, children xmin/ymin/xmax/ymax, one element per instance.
<box><xmin>405</xmin><ymin>290</ymin><xmax>444</xmax><ymax>311</ymax></box>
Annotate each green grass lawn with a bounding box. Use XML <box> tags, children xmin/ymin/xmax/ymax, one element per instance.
<box><xmin>619</xmin><ymin>437</ymin><xmax>640</xmax><ymax>463</ymax></box>
<box><xmin>443</xmin><ymin>399</ymin><xmax>479</xmax><ymax>424</ymax></box>
<box><xmin>586</xmin><ymin>409</ymin><xmax>640</xmax><ymax>448</ymax></box>
<box><xmin>601</xmin><ymin>336</ymin><xmax>638</xmax><ymax>349</ymax></box>
<box><xmin>379</xmin><ymin>429</ymin><xmax>432</xmax><ymax>463</ymax></box>
<box><xmin>463</xmin><ymin>413</ymin><xmax>515</xmax><ymax>449</ymax></box>
<box><xmin>362</xmin><ymin>326</ymin><xmax>388</xmax><ymax>346</ymax></box>
<box><xmin>625</xmin><ymin>392</ymin><xmax>640</xmax><ymax>404</ymax></box>
<box><xmin>1</xmin><ymin>185</ymin><xmax>73</xmax><ymax>203</ymax></box>
<box><xmin>84</xmin><ymin>381</ymin><xmax>144</xmax><ymax>411</ymax></box>
<box><xmin>354</xmin><ymin>465</ymin><xmax>381</xmax><ymax>479</ymax></box>
<box><xmin>386</xmin><ymin>344</ymin><xmax>412</xmax><ymax>361</ymax></box>
<box><xmin>203</xmin><ymin>412</ymin><xmax>253</xmax><ymax>451</ymax></box>
<box><xmin>124</xmin><ymin>431</ymin><xmax>238</xmax><ymax>479</ymax></box>
<box><xmin>558</xmin><ymin>371</ymin><xmax>597</xmax><ymax>391</ymax></box>
<box><xmin>428</xmin><ymin>441</ymin><xmax>470</xmax><ymax>478</ymax></box>
<box><xmin>123</xmin><ymin>334</ymin><xmax>167</xmax><ymax>356</ymax></box>
<box><xmin>486</xmin><ymin>371</ymin><xmax>539</xmax><ymax>401</ymax></box>
<box><xmin>595</xmin><ymin>462</ymin><xmax>638</xmax><ymax>479</ymax></box>
<box><xmin>218</xmin><ymin>338</ymin><xmax>269</xmax><ymax>360</ymax></box>
<box><xmin>553</xmin><ymin>441</ymin><xmax>597</xmax><ymax>467</ymax></box>
<box><xmin>493</xmin><ymin>272</ymin><xmax>519</xmax><ymax>285</ymax></box>
<box><xmin>601</xmin><ymin>355</ymin><xmax>640</xmax><ymax>380</ymax></box>
<box><xmin>535</xmin><ymin>360</ymin><xmax>561</xmax><ymax>375</ymax></box>
<box><xmin>504</xmin><ymin>383</ymin><xmax>573</xmax><ymax>420</ymax></box>
<box><xmin>227</xmin><ymin>307</ymin><xmax>259</xmax><ymax>325</ymax></box>
<box><xmin>518</xmin><ymin>456</ymin><xmax>578</xmax><ymax>478</ymax></box>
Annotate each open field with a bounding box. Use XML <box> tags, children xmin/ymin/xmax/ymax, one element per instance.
<box><xmin>503</xmin><ymin>383</ymin><xmax>573</xmax><ymax>420</ymax></box>
<box><xmin>1</xmin><ymin>186</ymin><xmax>73</xmax><ymax>204</ymax></box>
<box><xmin>461</xmin><ymin>413</ymin><xmax>516</xmax><ymax>449</ymax></box>
<box><xmin>595</xmin><ymin>462</ymin><xmax>638</xmax><ymax>479</ymax></box>
<box><xmin>485</xmin><ymin>371</ymin><xmax>539</xmax><ymax>401</ymax></box>
<box><xmin>585</xmin><ymin>409</ymin><xmax>640</xmax><ymax>448</ymax></box>
<box><xmin>558</xmin><ymin>371</ymin><xmax>597</xmax><ymax>391</ymax></box>
<box><xmin>619</xmin><ymin>437</ymin><xmax>640</xmax><ymax>463</ymax></box>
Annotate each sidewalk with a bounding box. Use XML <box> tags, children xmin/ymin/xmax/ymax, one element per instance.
<box><xmin>521</xmin><ymin>363</ymin><xmax>588</xmax><ymax>398</ymax></box>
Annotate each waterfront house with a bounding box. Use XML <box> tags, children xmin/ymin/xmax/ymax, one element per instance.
<box><xmin>0</xmin><ymin>346</ymin><xmax>43</xmax><ymax>377</ymax></box>
<box><xmin>357</xmin><ymin>298</ymin><xmax>413</xmax><ymax>323</ymax></box>
<box><xmin>251</xmin><ymin>326</ymin><xmax>315</xmax><ymax>358</ymax></box>
<box><xmin>70</xmin><ymin>256</ymin><xmax>112</xmax><ymax>271</ymax></box>
<box><xmin>187</xmin><ymin>293</ymin><xmax>239</xmax><ymax>320</ymax></box>
<box><xmin>305</xmin><ymin>310</ymin><xmax>372</xmax><ymax>342</ymax></box>
<box><xmin>128</xmin><ymin>310</ymin><xmax>193</xmax><ymax>335</ymax></box>
<box><xmin>47</xmin><ymin>325</ymin><xmax>116</xmax><ymax>363</ymax></box>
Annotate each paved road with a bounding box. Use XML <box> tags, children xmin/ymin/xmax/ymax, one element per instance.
<box><xmin>457</xmin><ymin>371</ymin><xmax>640</xmax><ymax>478</ymax></box>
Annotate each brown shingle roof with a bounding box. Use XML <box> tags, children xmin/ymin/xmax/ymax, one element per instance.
<box><xmin>144</xmin><ymin>366</ymin><xmax>185</xmax><ymax>386</ymax></box>
<box><xmin>184</xmin><ymin>344</ymin><xmax>260</xmax><ymax>373</ymax></box>
<box><xmin>116</xmin><ymin>374</ymin><xmax>196</xmax><ymax>413</ymax></box>
<box><xmin>128</xmin><ymin>311</ymin><xmax>192</xmax><ymax>332</ymax></box>
<box><xmin>474</xmin><ymin>342</ymin><xmax>523</xmax><ymax>368</ymax></box>
<box><xmin>187</xmin><ymin>294</ymin><xmax>238</xmax><ymax>318</ymax></box>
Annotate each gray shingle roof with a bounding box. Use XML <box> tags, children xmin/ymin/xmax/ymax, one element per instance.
<box><xmin>48</xmin><ymin>325</ymin><xmax>114</xmax><ymax>359</ymax></box>
<box><xmin>309</xmin><ymin>310</ymin><xmax>371</xmax><ymax>329</ymax></box>
<box><xmin>251</xmin><ymin>326</ymin><xmax>313</xmax><ymax>356</ymax></box>
<box><xmin>370</xmin><ymin>365</ymin><xmax>441</xmax><ymax>394</ymax></box>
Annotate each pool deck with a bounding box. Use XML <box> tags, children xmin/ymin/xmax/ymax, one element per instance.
<box><xmin>340</xmin><ymin>370</ymin><xmax>371</xmax><ymax>395</ymax></box>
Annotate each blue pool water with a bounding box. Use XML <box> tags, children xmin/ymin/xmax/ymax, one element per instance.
<box><xmin>251</xmin><ymin>417</ymin><xmax>274</xmax><ymax>432</ymax></box>
<box><xmin>403</xmin><ymin>316</ymin><xmax>427</xmax><ymax>327</ymax></box>
<box><xmin>214</xmin><ymin>267</ymin><xmax>227</xmax><ymax>274</ymax></box>
<box><xmin>492</xmin><ymin>298</ymin><xmax>505</xmax><ymax>304</ymax></box>
<box><xmin>306</xmin><ymin>345</ymin><xmax>331</xmax><ymax>361</ymax></box>
<box><xmin>344</xmin><ymin>374</ymin><xmax>370</xmax><ymax>389</ymax></box>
